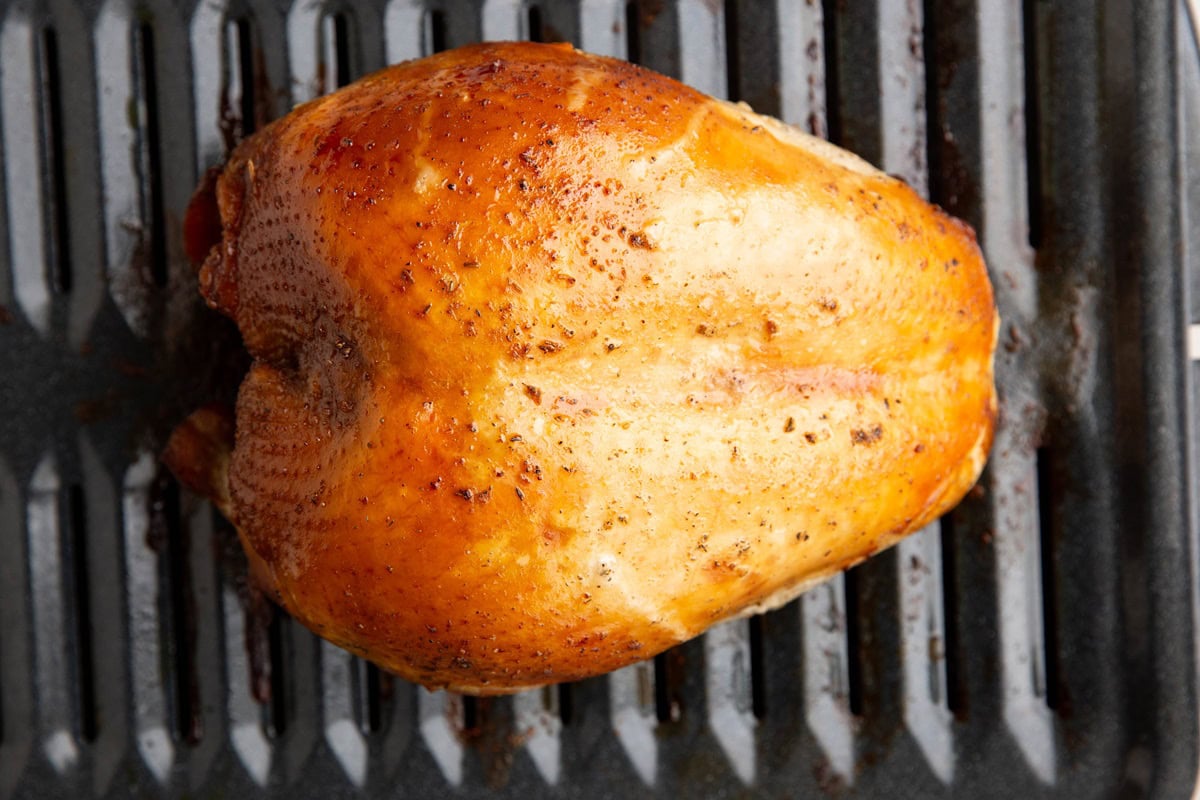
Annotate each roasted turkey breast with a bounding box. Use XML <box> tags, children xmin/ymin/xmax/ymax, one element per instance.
<box><xmin>167</xmin><ymin>41</ymin><xmax>997</xmax><ymax>693</ymax></box>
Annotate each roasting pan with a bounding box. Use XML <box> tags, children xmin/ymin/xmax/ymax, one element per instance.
<box><xmin>1</xmin><ymin>0</ymin><xmax>1197</xmax><ymax>797</ymax></box>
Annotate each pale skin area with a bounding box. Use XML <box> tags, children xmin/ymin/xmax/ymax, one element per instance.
<box><xmin>177</xmin><ymin>42</ymin><xmax>997</xmax><ymax>693</ymax></box>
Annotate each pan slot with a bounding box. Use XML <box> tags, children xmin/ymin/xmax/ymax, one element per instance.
<box><xmin>748</xmin><ymin>614</ymin><xmax>766</xmax><ymax>719</ymax></box>
<box><xmin>1035</xmin><ymin>446</ymin><xmax>1061</xmax><ymax>710</ymax></box>
<box><xmin>134</xmin><ymin>23</ymin><xmax>168</xmax><ymax>288</ymax></box>
<box><xmin>64</xmin><ymin>484</ymin><xmax>97</xmax><ymax>742</ymax></box>
<box><xmin>557</xmin><ymin>682</ymin><xmax>574</xmax><ymax>726</ymax></box>
<box><xmin>653</xmin><ymin>649</ymin><xmax>683</xmax><ymax>723</ymax></box>
<box><xmin>1022</xmin><ymin>0</ymin><xmax>1043</xmax><ymax>249</ymax></box>
<box><xmin>461</xmin><ymin>694</ymin><xmax>481</xmax><ymax>734</ymax></box>
<box><xmin>722</xmin><ymin>0</ymin><xmax>741</xmax><ymax>102</ymax></box>
<box><xmin>819</xmin><ymin>0</ymin><xmax>842</xmax><ymax>142</ymax></box>
<box><xmin>525</xmin><ymin>4</ymin><xmax>544</xmax><ymax>43</ymax></box>
<box><xmin>842</xmin><ymin>565</ymin><xmax>864</xmax><ymax>717</ymax></box>
<box><xmin>624</xmin><ymin>1</ymin><xmax>642</xmax><ymax>65</ymax></box>
<box><xmin>265</xmin><ymin>612</ymin><xmax>288</xmax><ymax>738</ymax></box>
<box><xmin>223</xmin><ymin>16</ymin><xmax>260</xmax><ymax>140</ymax></box>
<box><xmin>0</xmin><ymin>461</ymin><xmax>15</xmax><ymax>752</ymax></box>
<box><xmin>39</xmin><ymin>27</ymin><xmax>71</xmax><ymax>296</ymax></box>
<box><xmin>653</xmin><ymin>653</ymin><xmax>668</xmax><ymax>721</ymax></box>
<box><xmin>424</xmin><ymin>9</ymin><xmax>447</xmax><ymax>55</ymax></box>
<box><xmin>938</xmin><ymin>510</ymin><xmax>966</xmax><ymax>717</ymax></box>
<box><xmin>151</xmin><ymin>476</ymin><xmax>201</xmax><ymax>744</ymax></box>
<box><xmin>363</xmin><ymin>661</ymin><xmax>384</xmax><ymax>733</ymax></box>
<box><xmin>321</xmin><ymin>11</ymin><xmax>355</xmax><ymax>92</ymax></box>
<box><xmin>922</xmin><ymin>0</ymin><xmax>942</xmax><ymax>204</ymax></box>
<box><xmin>350</xmin><ymin>658</ymin><xmax>385</xmax><ymax>734</ymax></box>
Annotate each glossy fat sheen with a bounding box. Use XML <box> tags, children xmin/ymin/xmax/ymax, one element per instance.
<box><xmin>198</xmin><ymin>42</ymin><xmax>997</xmax><ymax>693</ymax></box>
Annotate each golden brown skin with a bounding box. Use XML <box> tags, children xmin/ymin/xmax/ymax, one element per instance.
<box><xmin>174</xmin><ymin>41</ymin><xmax>997</xmax><ymax>693</ymax></box>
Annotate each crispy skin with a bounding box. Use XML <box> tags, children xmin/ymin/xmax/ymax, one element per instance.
<box><xmin>178</xmin><ymin>41</ymin><xmax>997</xmax><ymax>693</ymax></box>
